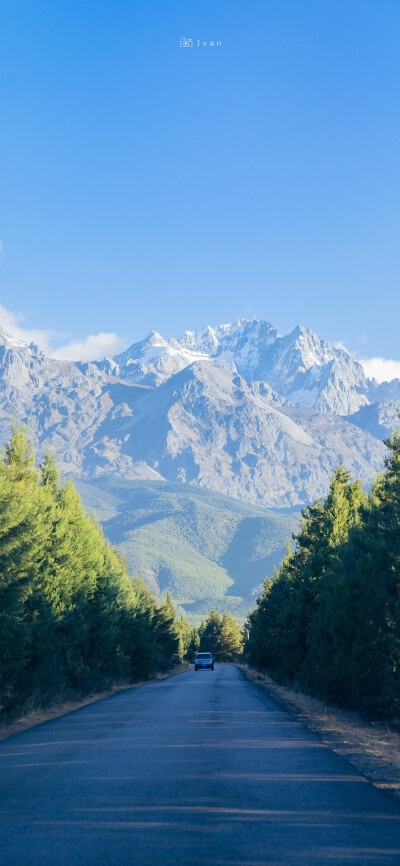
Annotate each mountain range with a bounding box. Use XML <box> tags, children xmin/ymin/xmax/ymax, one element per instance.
<box><xmin>1</xmin><ymin>316</ymin><xmax>398</xmax><ymax>619</ymax></box>
<box><xmin>0</xmin><ymin>318</ymin><xmax>398</xmax><ymax>508</ymax></box>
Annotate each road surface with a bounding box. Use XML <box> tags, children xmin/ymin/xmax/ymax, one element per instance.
<box><xmin>0</xmin><ymin>664</ymin><xmax>399</xmax><ymax>865</ymax></box>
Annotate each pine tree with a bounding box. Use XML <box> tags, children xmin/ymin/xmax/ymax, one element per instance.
<box><xmin>0</xmin><ymin>426</ymin><xmax>46</xmax><ymax>707</ymax></box>
<box><xmin>0</xmin><ymin>425</ymin><xmax>183</xmax><ymax>712</ymax></box>
<box><xmin>198</xmin><ymin>609</ymin><xmax>243</xmax><ymax>661</ymax></box>
<box><xmin>199</xmin><ymin>608</ymin><xmax>223</xmax><ymax>657</ymax></box>
<box><xmin>153</xmin><ymin>592</ymin><xmax>180</xmax><ymax>670</ymax></box>
<box><xmin>175</xmin><ymin>614</ymin><xmax>196</xmax><ymax>660</ymax></box>
<box><xmin>217</xmin><ymin>613</ymin><xmax>244</xmax><ymax>660</ymax></box>
<box><xmin>247</xmin><ymin>467</ymin><xmax>367</xmax><ymax>689</ymax></box>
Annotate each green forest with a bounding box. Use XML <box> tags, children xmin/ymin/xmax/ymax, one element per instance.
<box><xmin>3</xmin><ymin>420</ymin><xmax>400</xmax><ymax>724</ymax></box>
<box><xmin>0</xmin><ymin>426</ymin><xmax>184</xmax><ymax>714</ymax></box>
<box><xmin>0</xmin><ymin>426</ymin><xmax>244</xmax><ymax>717</ymax></box>
<box><xmin>247</xmin><ymin>423</ymin><xmax>400</xmax><ymax>721</ymax></box>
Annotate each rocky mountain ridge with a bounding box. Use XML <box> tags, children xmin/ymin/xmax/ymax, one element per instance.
<box><xmin>111</xmin><ymin>318</ymin><xmax>397</xmax><ymax>417</ymax></box>
<box><xmin>0</xmin><ymin>319</ymin><xmax>398</xmax><ymax>507</ymax></box>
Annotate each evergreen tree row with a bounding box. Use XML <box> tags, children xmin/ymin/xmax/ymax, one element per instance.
<box><xmin>0</xmin><ymin>427</ymin><xmax>180</xmax><ymax>713</ymax></box>
<box><xmin>174</xmin><ymin>609</ymin><xmax>244</xmax><ymax>662</ymax></box>
<box><xmin>246</xmin><ymin>423</ymin><xmax>400</xmax><ymax>719</ymax></box>
<box><xmin>198</xmin><ymin>608</ymin><xmax>245</xmax><ymax>660</ymax></box>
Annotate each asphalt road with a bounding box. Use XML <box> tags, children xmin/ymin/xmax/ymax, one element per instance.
<box><xmin>0</xmin><ymin>664</ymin><xmax>399</xmax><ymax>866</ymax></box>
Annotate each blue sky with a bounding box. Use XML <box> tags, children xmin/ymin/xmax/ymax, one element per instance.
<box><xmin>0</xmin><ymin>0</ymin><xmax>399</xmax><ymax>378</ymax></box>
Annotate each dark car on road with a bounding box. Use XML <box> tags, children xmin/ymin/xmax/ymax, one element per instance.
<box><xmin>194</xmin><ymin>652</ymin><xmax>214</xmax><ymax>671</ymax></box>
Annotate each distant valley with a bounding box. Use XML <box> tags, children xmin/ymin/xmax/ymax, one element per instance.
<box><xmin>74</xmin><ymin>477</ymin><xmax>300</xmax><ymax>623</ymax></box>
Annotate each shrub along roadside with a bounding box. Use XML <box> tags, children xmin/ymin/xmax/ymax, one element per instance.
<box><xmin>0</xmin><ymin>426</ymin><xmax>182</xmax><ymax>715</ymax></box>
<box><xmin>246</xmin><ymin>421</ymin><xmax>400</xmax><ymax>722</ymax></box>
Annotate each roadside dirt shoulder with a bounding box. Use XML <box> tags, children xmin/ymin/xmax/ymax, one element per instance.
<box><xmin>0</xmin><ymin>663</ymin><xmax>190</xmax><ymax>742</ymax></box>
<box><xmin>238</xmin><ymin>663</ymin><xmax>400</xmax><ymax>800</ymax></box>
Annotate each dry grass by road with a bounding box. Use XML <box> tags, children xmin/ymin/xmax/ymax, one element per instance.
<box><xmin>0</xmin><ymin>663</ymin><xmax>190</xmax><ymax>742</ymax></box>
<box><xmin>239</xmin><ymin>663</ymin><xmax>400</xmax><ymax>799</ymax></box>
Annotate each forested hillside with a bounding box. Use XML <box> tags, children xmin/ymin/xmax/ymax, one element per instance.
<box><xmin>247</xmin><ymin>422</ymin><xmax>400</xmax><ymax>720</ymax></box>
<box><xmin>0</xmin><ymin>427</ymin><xmax>182</xmax><ymax>714</ymax></box>
<box><xmin>74</xmin><ymin>477</ymin><xmax>301</xmax><ymax>623</ymax></box>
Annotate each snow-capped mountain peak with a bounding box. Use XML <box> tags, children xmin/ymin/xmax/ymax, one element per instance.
<box><xmin>110</xmin><ymin>317</ymin><xmax>377</xmax><ymax>415</ymax></box>
<box><xmin>0</xmin><ymin>315</ymin><xmax>398</xmax><ymax>508</ymax></box>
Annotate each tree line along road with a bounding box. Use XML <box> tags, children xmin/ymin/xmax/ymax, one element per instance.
<box><xmin>0</xmin><ymin>664</ymin><xmax>399</xmax><ymax>865</ymax></box>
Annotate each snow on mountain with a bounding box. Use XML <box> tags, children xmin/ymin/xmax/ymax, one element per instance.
<box><xmin>111</xmin><ymin>319</ymin><xmax>375</xmax><ymax>415</ymax></box>
<box><xmin>0</xmin><ymin>325</ymin><xmax>31</xmax><ymax>351</ymax></box>
<box><xmin>0</xmin><ymin>328</ymin><xmax>151</xmax><ymax>476</ymax></box>
<box><xmin>110</xmin><ymin>360</ymin><xmax>385</xmax><ymax>507</ymax></box>
<box><xmin>112</xmin><ymin>330</ymin><xmax>211</xmax><ymax>387</ymax></box>
<box><xmin>0</xmin><ymin>319</ymin><xmax>397</xmax><ymax>508</ymax></box>
<box><xmin>252</xmin><ymin>326</ymin><xmax>371</xmax><ymax>414</ymax></box>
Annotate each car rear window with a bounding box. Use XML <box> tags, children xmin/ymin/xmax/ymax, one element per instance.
<box><xmin>196</xmin><ymin>653</ymin><xmax>212</xmax><ymax>659</ymax></box>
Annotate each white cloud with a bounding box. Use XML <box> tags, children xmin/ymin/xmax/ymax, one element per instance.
<box><xmin>2</xmin><ymin>304</ymin><xmax>396</xmax><ymax>379</ymax></box>
<box><xmin>359</xmin><ymin>357</ymin><xmax>400</xmax><ymax>384</ymax></box>
<box><xmin>0</xmin><ymin>303</ymin><xmax>63</xmax><ymax>354</ymax></box>
<box><xmin>0</xmin><ymin>303</ymin><xmax>128</xmax><ymax>361</ymax></box>
<box><xmin>319</xmin><ymin>336</ymin><xmax>400</xmax><ymax>386</ymax></box>
<box><xmin>332</xmin><ymin>336</ymin><xmax>400</xmax><ymax>384</ymax></box>
<box><xmin>51</xmin><ymin>332</ymin><xmax>129</xmax><ymax>362</ymax></box>
<box><xmin>0</xmin><ymin>241</ymin><xmax>4</xmax><ymax>255</ymax></box>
